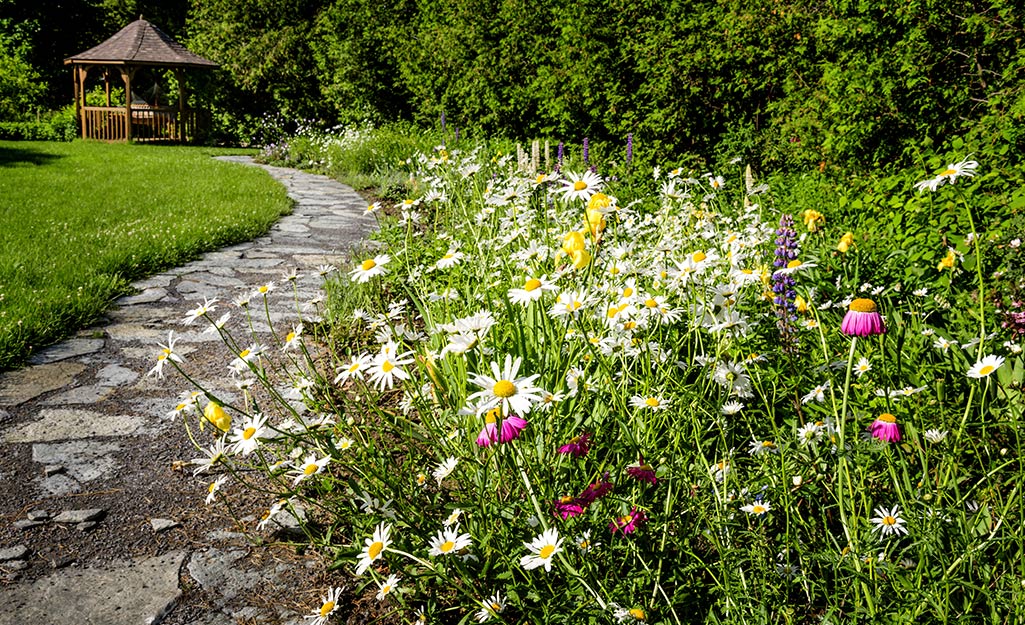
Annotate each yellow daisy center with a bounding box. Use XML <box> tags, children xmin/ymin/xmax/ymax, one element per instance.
<box><xmin>787</xmin><ymin>259</ymin><xmax>802</xmax><ymax>269</ymax></box>
<box><xmin>644</xmin><ymin>298</ymin><xmax>658</xmax><ymax>308</ymax></box>
<box><xmin>752</xmin><ymin>505</ymin><xmax>767</xmax><ymax>514</ymax></box>
<box><xmin>381</xmin><ymin>360</ymin><xmax>395</xmax><ymax>373</ymax></box>
<box><xmin>629</xmin><ymin>608</ymin><xmax>646</xmax><ymax>620</ymax></box>
<box><xmin>320</xmin><ymin>602</ymin><xmax>336</xmax><ymax>617</ymax></box>
<box><xmin>440</xmin><ymin>540</ymin><xmax>455</xmax><ymax>553</ymax></box>
<box><xmin>539</xmin><ymin>544</ymin><xmax>556</xmax><ymax>559</ymax></box>
<box><xmin>524</xmin><ymin>278</ymin><xmax>542</xmax><ymax>291</ymax></box>
<box><xmin>208</xmin><ymin>481</ymin><xmax>218</xmax><ymax>493</ymax></box>
<box><xmin>979</xmin><ymin>365</ymin><xmax>995</xmax><ymax>376</ymax></box>
<box><xmin>239</xmin><ymin>349</ymin><xmax>251</xmax><ymax>359</ymax></box>
<box><xmin>878</xmin><ymin>413</ymin><xmax>896</xmax><ymax>424</ymax></box>
<box><xmin>940</xmin><ymin>168</ymin><xmax>957</xmax><ymax>176</ymax></box>
<box><xmin>761</xmin><ymin>441</ymin><xmax>775</xmax><ymax>448</ymax></box>
<box><xmin>348</xmin><ymin>362</ymin><xmax>361</xmax><ymax>372</ymax></box>
<box><xmin>882</xmin><ymin>515</ymin><xmax>896</xmax><ymax>526</ymax></box>
<box><xmin>491</xmin><ymin>602</ymin><xmax>502</xmax><ymax>610</ymax></box>
<box><xmin>849</xmin><ymin>298</ymin><xmax>877</xmax><ymax>313</ymax></box>
<box><xmin>536</xmin><ymin>174</ymin><xmax>546</xmax><ymax>183</ymax></box>
<box><xmin>243</xmin><ymin>426</ymin><xmax>257</xmax><ymax>440</ymax></box>
<box><xmin>573</xmin><ymin>180</ymin><xmax>587</xmax><ymax>191</ymax></box>
<box><xmin>493</xmin><ymin>380</ymin><xmax>516</xmax><ymax>398</ymax></box>
<box><xmin>304</xmin><ymin>463</ymin><xmax>319</xmax><ymax>476</ymax></box>
<box><xmin>285</xmin><ymin>332</ymin><xmax>296</xmax><ymax>342</ymax></box>
<box><xmin>368</xmin><ymin>541</ymin><xmax>384</xmax><ymax>559</ymax></box>
<box><xmin>361</xmin><ymin>259</ymin><xmax>376</xmax><ymax>271</ymax></box>
<box><xmin>623</xmin><ymin>287</ymin><xmax>634</xmax><ymax>297</ymax></box>
<box><xmin>645</xmin><ymin>397</ymin><xmax>660</xmax><ymax>407</ymax></box>
<box><xmin>692</xmin><ymin>251</ymin><xmax>706</xmax><ymax>263</ymax></box>
<box><xmin>258</xmin><ymin>285</ymin><xmax>269</xmax><ymax>293</ymax></box>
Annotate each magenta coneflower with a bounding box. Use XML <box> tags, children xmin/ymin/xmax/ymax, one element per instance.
<box><xmin>626</xmin><ymin>456</ymin><xmax>658</xmax><ymax>485</ymax></box>
<box><xmin>841</xmin><ymin>298</ymin><xmax>886</xmax><ymax>337</ymax></box>
<box><xmin>609</xmin><ymin>507</ymin><xmax>648</xmax><ymax>535</ymax></box>
<box><xmin>553</xmin><ymin>495</ymin><xmax>585</xmax><ymax>520</ymax></box>
<box><xmin>557</xmin><ymin>432</ymin><xmax>592</xmax><ymax>457</ymax></box>
<box><xmin>869</xmin><ymin>413</ymin><xmax>900</xmax><ymax>442</ymax></box>
<box><xmin>499</xmin><ymin>414</ymin><xmax>528</xmax><ymax>443</ymax></box>
<box><xmin>577</xmin><ymin>473</ymin><xmax>614</xmax><ymax>506</ymax></box>
<box><xmin>477</xmin><ymin>408</ymin><xmax>528</xmax><ymax>446</ymax></box>
<box><xmin>476</xmin><ymin>408</ymin><xmax>501</xmax><ymax>447</ymax></box>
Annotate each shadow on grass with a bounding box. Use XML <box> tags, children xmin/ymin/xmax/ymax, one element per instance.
<box><xmin>0</xmin><ymin>144</ymin><xmax>64</xmax><ymax>167</ymax></box>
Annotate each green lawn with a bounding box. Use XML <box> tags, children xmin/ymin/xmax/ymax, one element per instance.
<box><xmin>0</xmin><ymin>140</ymin><xmax>292</xmax><ymax>370</ymax></box>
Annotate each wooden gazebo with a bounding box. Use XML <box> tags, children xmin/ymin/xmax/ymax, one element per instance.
<box><xmin>64</xmin><ymin>18</ymin><xmax>217</xmax><ymax>142</ymax></box>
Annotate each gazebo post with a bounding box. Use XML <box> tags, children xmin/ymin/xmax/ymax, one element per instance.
<box><xmin>175</xmin><ymin>68</ymin><xmax>185</xmax><ymax>142</ymax></box>
<box><xmin>73</xmin><ymin>65</ymin><xmax>80</xmax><ymax>136</ymax></box>
<box><xmin>120</xmin><ymin>67</ymin><xmax>135</xmax><ymax>142</ymax></box>
<box><xmin>104</xmin><ymin>69</ymin><xmax>111</xmax><ymax>107</ymax></box>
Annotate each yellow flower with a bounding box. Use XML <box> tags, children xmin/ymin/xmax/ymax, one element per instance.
<box><xmin>203</xmin><ymin>401</ymin><xmax>231</xmax><ymax>432</ymax></box>
<box><xmin>937</xmin><ymin>248</ymin><xmax>956</xmax><ymax>271</ymax></box>
<box><xmin>584</xmin><ymin>207</ymin><xmax>606</xmax><ymax>240</ymax></box>
<box><xmin>802</xmin><ymin>209</ymin><xmax>825</xmax><ymax>232</ymax></box>
<box><xmin>570</xmin><ymin>248</ymin><xmax>591</xmax><ymax>269</ymax></box>
<box><xmin>561</xmin><ymin>230</ymin><xmax>586</xmax><ymax>255</ymax></box>
<box><xmin>837</xmin><ymin>231</ymin><xmax>854</xmax><ymax>253</ymax></box>
<box><xmin>794</xmin><ymin>295</ymin><xmax>809</xmax><ymax>314</ymax></box>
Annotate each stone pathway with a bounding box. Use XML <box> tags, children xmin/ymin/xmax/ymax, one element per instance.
<box><xmin>0</xmin><ymin>157</ymin><xmax>375</xmax><ymax>625</ymax></box>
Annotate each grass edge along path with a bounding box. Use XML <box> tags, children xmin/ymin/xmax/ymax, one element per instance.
<box><xmin>0</xmin><ymin>140</ymin><xmax>292</xmax><ymax>371</ymax></box>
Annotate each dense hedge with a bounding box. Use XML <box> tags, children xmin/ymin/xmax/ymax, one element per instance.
<box><xmin>186</xmin><ymin>0</ymin><xmax>1025</xmax><ymax>169</ymax></box>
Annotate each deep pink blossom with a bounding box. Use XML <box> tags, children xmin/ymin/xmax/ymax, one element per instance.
<box><xmin>553</xmin><ymin>496</ymin><xmax>585</xmax><ymax>520</ymax></box>
<box><xmin>869</xmin><ymin>413</ymin><xmax>900</xmax><ymax>442</ymax></box>
<box><xmin>626</xmin><ymin>456</ymin><xmax>658</xmax><ymax>485</ymax></box>
<box><xmin>499</xmin><ymin>414</ymin><xmax>528</xmax><ymax>443</ymax></box>
<box><xmin>558</xmin><ymin>432</ymin><xmax>592</xmax><ymax>457</ymax></box>
<box><xmin>577</xmin><ymin>473</ymin><xmax>614</xmax><ymax>506</ymax></box>
<box><xmin>841</xmin><ymin>298</ymin><xmax>886</xmax><ymax>337</ymax></box>
<box><xmin>609</xmin><ymin>507</ymin><xmax>648</xmax><ymax>534</ymax></box>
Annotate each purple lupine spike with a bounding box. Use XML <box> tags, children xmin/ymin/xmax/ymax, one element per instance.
<box><xmin>582</xmin><ymin>137</ymin><xmax>590</xmax><ymax>166</ymax></box>
<box><xmin>626</xmin><ymin>133</ymin><xmax>633</xmax><ymax>166</ymax></box>
<box><xmin>772</xmin><ymin>214</ymin><xmax>800</xmax><ymax>352</ymax></box>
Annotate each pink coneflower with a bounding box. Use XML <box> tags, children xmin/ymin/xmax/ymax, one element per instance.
<box><xmin>557</xmin><ymin>432</ymin><xmax>592</xmax><ymax>457</ymax></box>
<box><xmin>476</xmin><ymin>408</ymin><xmax>501</xmax><ymax>447</ymax></box>
<box><xmin>499</xmin><ymin>414</ymin><xmax>528</xmax><ymax>443</ymax></box>
<box><xmin>841</xmin><ymin>298</ymin><xmax>886</xmax><ymax>337</ymax></box>
<box><xmin>577</xmin><ymin>473</ymin><xmax>614</xmax><ymax>506</ymax></box>
<box><xmin>626</xmin><ymin>456</ymin><xmax>658</xmax><ymax>485</ymax></box>
<box><xmin>609</xmin><ymin>507</ymin><xmax>648</xmax><ymax>535</ymax></box>
<box><xmin>553</xmin><ymin>495</ymin><xmax>585</xmax><ymax>520</ymax></box>
<box><xmin>476</xmin><ymin>409</ymin><xmax>528</xmax><ymax>447</ymax></box>
<box><xmin>869</xmin><ymin>413</ymin><xmax>900</xmax><ymax>442</ymax></box>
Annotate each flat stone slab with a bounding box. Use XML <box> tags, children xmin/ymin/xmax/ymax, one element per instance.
<box><xmin>32</xmin><ymin>440</ymin><xmax>121</xmax><ymax>485</ymax></box>
<box><xmin>0</xmin><ymin>545</ymin><xmax>29</xmax><ymax>561</ymax></box>
<box><xmin>6</xmin><ymin>408</ymin><xmax>146</xmax><ymax>443</ymax></box>
<box><xmin>188</xmin><ymin>547</ymin><xmax>264</xmax><ymax>607</ymax></box>
<box><xmin>0</xmin><ymin>362</ymin><xmax>87</xmax><ymax>407</ymax></box>
<box><xmin>0</xmin><ymin>550</ymin><xmax>186</xmax><ymax>625</ymax></box>
<box><xmin>53</xmin><ymin>508</ymin><xmax>105</xmax><ymax>524</ymax></box>
<box><xmin>116</xmin><ymin>287</ymin><xmax>169</xmax><ymax>306</ymax></box>
<box><xmin>26</xmin><ymin>339</ymin><xmax>105</xmax><ymax>366</ymax></box>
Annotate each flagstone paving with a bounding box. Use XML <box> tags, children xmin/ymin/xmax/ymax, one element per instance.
<box><xmin>0</xmin><ymin>157</ymin><xmax>375</xmax><ymax>625</ymax></box>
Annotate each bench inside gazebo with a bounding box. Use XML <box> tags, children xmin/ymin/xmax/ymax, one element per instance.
<box><xmin>64</xmin><ymin>18</ymin><xmax>217</xmax><ymax>143</ymax></box>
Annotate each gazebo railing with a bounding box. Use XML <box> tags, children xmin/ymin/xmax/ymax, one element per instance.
<box><xmin>81</xmin><ymin>106</ymin><xmax>206</xmax><ymax>142</ymax></box>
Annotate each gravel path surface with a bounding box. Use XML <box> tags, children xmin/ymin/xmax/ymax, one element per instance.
<box><xmin>0</xmin><ymin>157</ymin><xmax>375</xmax><ymax>625</ymax></box>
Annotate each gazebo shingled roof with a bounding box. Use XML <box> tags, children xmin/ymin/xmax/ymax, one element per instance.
<box><xmin>65</xmin><ymin>18</ymin><xmax>217</xmax><ymax>68</ymax></box>
<box><xmin>64</xmin><ymin>19</ymin><xmax>217</xmax><ymax>142</ymax></box>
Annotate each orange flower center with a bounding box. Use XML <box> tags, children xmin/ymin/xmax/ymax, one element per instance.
<box><xmin>849</xmin><ymin>298</ymin><xmax>877</xmax><ymax>313</ymax></box>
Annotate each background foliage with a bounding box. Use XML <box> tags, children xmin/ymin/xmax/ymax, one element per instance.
<box><xmin>2</xmin><ymin>0</ymin><xmax>1023</xmax><ymax>170</ymax></box>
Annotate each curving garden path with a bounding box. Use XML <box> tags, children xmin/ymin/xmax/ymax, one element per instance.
<box><xmin>0</xmin><ymin>157</ymin><xmax>374</xmax><ymax>625</ymax></box>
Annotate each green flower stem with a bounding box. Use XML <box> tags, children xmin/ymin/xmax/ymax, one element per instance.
<box><xmin>957</xmin><ymin>188</ymin><xmax>986</xmax><ymax>357</ymax></box>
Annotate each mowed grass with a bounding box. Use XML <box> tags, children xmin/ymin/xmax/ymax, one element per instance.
<box><xmin>0</xmin><ymin>140</ymin><xmax>292</xmax><ymax>370</ymax></box>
